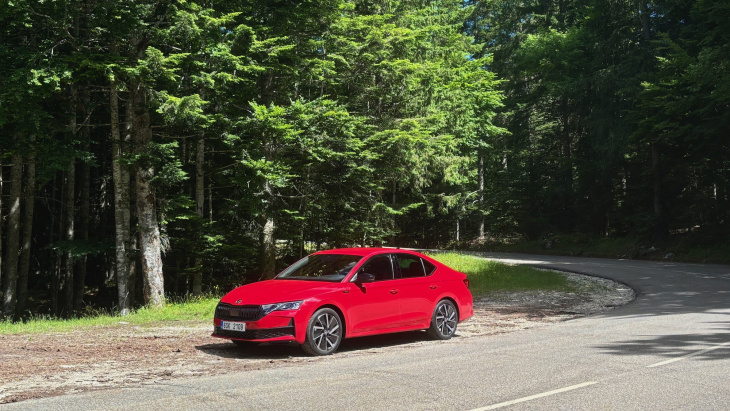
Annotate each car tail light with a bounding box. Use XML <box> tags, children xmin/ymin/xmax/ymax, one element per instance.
<box><xmin>463</xmin><ymin>279</ymin><xmax>469</xmax><ymax>289</ymax></box>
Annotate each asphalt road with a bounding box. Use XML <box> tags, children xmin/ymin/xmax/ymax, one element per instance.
<box><xmin>5</xmin><ymin>253</ymin><xmax>730</xmax><ymax>410</ymax></box>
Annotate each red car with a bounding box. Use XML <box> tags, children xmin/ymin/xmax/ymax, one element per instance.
<box><xmin>212</xmin><ymin>248</ymin><xmax>473</xmax><ymax>355</ymax></box>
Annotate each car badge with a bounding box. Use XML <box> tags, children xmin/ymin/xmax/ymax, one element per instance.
<box><xmin>236</xmin><ymin>299</ymin><xmax>243</xmax><ymax>304</ymax></box>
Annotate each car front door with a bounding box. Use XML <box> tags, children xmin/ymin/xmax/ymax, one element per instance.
<box><xmin>346</xmin><ymin>254</ymin><xmax>401</xmax><ymax>335</ymax></box>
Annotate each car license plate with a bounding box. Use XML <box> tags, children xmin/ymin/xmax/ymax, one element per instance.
<box><xmin>220</xmin><ymin>321</ymin><xmax>246</xmax><ymax>332</ymax></box>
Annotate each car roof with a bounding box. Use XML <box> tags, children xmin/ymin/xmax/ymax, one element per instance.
<box><xmin>314</xmin><ymin>247</ymin><xmax>421</xmax><ymax>258</ymax></box>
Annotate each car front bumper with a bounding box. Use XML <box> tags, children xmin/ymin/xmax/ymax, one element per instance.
<box><xmin>212</xmin><ymin>307</ymin><xmax>308</xmax><ymax>343</ymax></box>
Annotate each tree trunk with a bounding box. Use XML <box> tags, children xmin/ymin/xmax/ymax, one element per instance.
<box><xmin>0</xmin><ymin>155</ymin><xmax>3</xmax><ymax>293</ymax></box>
<box><xmin>16</xmin><ymin>136</ymin><xmax>36</xmax><ymax>319</ymax></box>
<box><xmin>62</xmin><ymin>158</ymin><xmax>75</xmax><ymax>316</ymax></box>
<box><xmin>639</xmin><ymin>2</ymin><xmax>652</xmax><ymax>44</ymax></box>
<box><xmin>131</xmin><ymin>80</ymin><xmax>165</xmax><ymax>308</ymax></box>
<box><xmin>478</xmin><ymin>154</ymin><xmax>485</xmax><ymax>239</ymax></box>
<box><xmin>196</xmin><ymin>136</ymin><xmax>205</xmax><ymax>218</ymax></box>
<box><xmin>392</xmin><ymin>179</ymin><xmax>396</xmax><ymax>206</ymax></box>
<box><xmin>74</xmin><ymin>89</ymin><xmax>91</xmax><ymax>311</ymax></box>
<box><xmin>192</xmin><ymin>134</ymin><xmax>204</xmax><ymax>295</ymax></box>
<box><xmin>651</xmin><ymin>141</ymin><xmax>666</xmax><ymax>241</ymax></box>
<box><xmin>208</xmin><ymin>163</ymin><xmax>213</xmax><ymax>224</ymax></box>
<box><xmin>126</xmin><ymin>96</ymin><xmax>138</xmax><ymax>308</ymax></box>
<box><xmin>651</xmin><ymin>149</ymin><xmax>661</xmax><ymax>217</ymax></box>
<box><xmin>391</xmin><ymin>179</ymin><xmax>397</xmax><ymax>245</ymax></box>
<box><xmin>2</xmin><ymin>150</ymin><xmax>23</xmax><ymax>318</ymax></box>
<box><xmin>60</xmin><ymin>86</ymin><xmax>77</xmax><ymax>317</ymax></box>
<box><xmin>299</xmin><ymin>198</ymin><xmax>306</xmax><ymax>259</ymax></box>
<box><xmin>260</xmin><ymin>211</ymin><xmax>276</xmax><ymax>280</ymax></box>
<box><xmin>111</xmin><ymin>81</ymin><xmax>134</xmax><ymax>315</ymax></box>
<box><xmin>50</xmin><ymin>173</ymin><xmax>61</xmax><ymax>315</ymax></box>
<box><xmin>639</xmin><ymin>3</ymin><xmax>665</xmax><ymax>241</ymax></box>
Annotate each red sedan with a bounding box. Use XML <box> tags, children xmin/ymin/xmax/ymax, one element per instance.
<box><xmin>212</xmin><ymin>248</ymin><xmax>473</xmax><ymax>355</ymax></box>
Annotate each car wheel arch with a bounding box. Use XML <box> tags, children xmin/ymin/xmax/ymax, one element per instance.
<box><xmin>316</xmin><ymin>303</ymin><xmax>347</xmax><ymax>337</ymax></box>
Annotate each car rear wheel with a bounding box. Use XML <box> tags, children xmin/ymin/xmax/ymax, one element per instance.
<box><xmin>427</xmin><ymin>299</ymin><xmax>458</xmax><ymax>340</ymax></box>
<box><xmin>301</xmin><ymin>308</ymin><xmax>342</xmax><ymax>356</ymax></box>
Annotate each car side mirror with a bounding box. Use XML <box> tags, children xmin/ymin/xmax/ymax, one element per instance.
<box><xmin>355</xmin><ymin>272</ymin><xmax>376</xmax><ymax>284</ymax></box>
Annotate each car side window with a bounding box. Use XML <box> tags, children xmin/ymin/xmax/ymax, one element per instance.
<box><xmin>422</xmin><ymin>259</ymin><xmax>437</xmax><ymax>276</ymax></box>
<box><xmin>359</xmin><ymin>255</ymin><xmax>394</xmax><ymax>282</ymax></box>
<box><xmin>395</xmin><ymin>254</ymin><xmax>426</xmax><ymax>278</ymax></box>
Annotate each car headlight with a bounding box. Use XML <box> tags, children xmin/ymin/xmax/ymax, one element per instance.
<box><xmin>261</xmin><ymin>300</ymin><xmax>304</xmax><ymax>315</ymax></box>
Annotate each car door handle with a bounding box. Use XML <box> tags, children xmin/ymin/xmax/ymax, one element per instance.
<box><xmin>389</xmin><ymin>289</ymin><xmax>398</xmax><ymax>294</ymax></box>
<box><xmin>429</xmin><ymin>285</ymin><xmax>438</xmax><ymax>290</ymax></box>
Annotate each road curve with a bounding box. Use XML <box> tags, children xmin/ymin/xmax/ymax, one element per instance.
<box><xmin>5</xmin><ymin>254</ymin><xmax>730</xmax><ymax>410</ymax></box>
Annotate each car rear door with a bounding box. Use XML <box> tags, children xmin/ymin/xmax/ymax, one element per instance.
<box><xmin>393</xmin><ymin>253</ymin><xmax>438</xmax><ymax>327</ymax></box>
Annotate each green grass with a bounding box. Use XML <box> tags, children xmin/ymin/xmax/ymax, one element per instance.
<box><xmin>0</xmin><ymin>295</ymin><xmax>219</xmax><ymax>335</ymax></box>
<box><xmin>429</xmin><ymin>252</ymin><xmax>571</xmax><ymax>297</ymax></box>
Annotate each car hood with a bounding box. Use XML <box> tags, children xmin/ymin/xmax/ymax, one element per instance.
<box><xmin>220</xmin><ymin>279</ymin><xmax>340</xmax><ymax>305</ymax></box>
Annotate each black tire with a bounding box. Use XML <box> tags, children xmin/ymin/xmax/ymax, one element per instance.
<box><xmin>301</xmin><ymin>308</ymin><xmax>343</xmax><ymax>356</ymax></box>
<box><xmin>426</xmin><ymin>299</ymin><xmax>458</xmax><ymax>340</ymax></box>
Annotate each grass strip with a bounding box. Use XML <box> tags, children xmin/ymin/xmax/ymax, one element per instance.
<box><xmin>0</xmin><ymin>295</ymin><xmax>218</xmax><ymax>335</ymax></box>
<box><xmin>428</xmin><ymin>252</ymin><xmax>570</xmax><ymax>297</ymax></box>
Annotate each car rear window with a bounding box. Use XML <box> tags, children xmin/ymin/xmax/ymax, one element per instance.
<box><xmin>423</xmin><ymin>259</ymin><xmax>437</xmax><ymax>276</ymax></box>
<box><xmin>395</xmin><ymin>254</ymin><xmax>426</xmax><ymax>278</ymax></box>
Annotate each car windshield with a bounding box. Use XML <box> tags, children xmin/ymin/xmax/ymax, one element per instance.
<box><xmin>275</xmin><ymin>254</ymin><xmax>363</xmax><ymax>282</ymax></box>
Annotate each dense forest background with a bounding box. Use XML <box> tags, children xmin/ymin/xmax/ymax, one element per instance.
<box><xmin>1</xmin><ymin>0</ymin><xmax>728</xmax><ymax>319</ymax></box>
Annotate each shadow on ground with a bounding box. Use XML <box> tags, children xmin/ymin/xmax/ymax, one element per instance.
<box><xmin>195</xmin><ymin>330</ymin><xmax>445</xmax><ymax>360</ymax></box>
<box><xmin>594</xmin><ymin>322</ymin><xmax>730</xmax><ymax>362</ymax></box>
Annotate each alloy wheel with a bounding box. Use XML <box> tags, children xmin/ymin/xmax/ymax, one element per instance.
<box><xmin>435</xmin><ymin>302</ymin><xmax>457</xmax><ymax>337</ymax></box>
<box><xmin>312</xmin><ymin>312</ymin><xmax>341</xmax><ymax>352</ymax></box>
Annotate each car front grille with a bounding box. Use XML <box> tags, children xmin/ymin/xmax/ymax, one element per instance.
<box><xmin>214</xmin><ymin>326</ymin><xmax>295</xmax><ymax>340</ymax></box>
<box><xmin>215</xmin><ymin>303</ymin><xmax>265</xmax><ymax>321</ymax></box>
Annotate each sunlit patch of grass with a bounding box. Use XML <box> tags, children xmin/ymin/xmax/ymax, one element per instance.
<box><xmin>0</xmin><ymin>295</ymin><xmax>220</xmax><ymax>335</ymax></box>
<box><xmin>428</xmin><ymin>252</ymin><xmax>571</xmax><ymax>297</ymax></box>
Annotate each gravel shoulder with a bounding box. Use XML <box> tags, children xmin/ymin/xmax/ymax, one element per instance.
<box><xmin>0</xmin><ymin>271</ymin><xmax>634</xmax><ymax>404</ymax></box>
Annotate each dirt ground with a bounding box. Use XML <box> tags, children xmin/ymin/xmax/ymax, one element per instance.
<box><xmin>0</xmin><ymin>273</ymin><xmax>634</xmax><ymax>404</ymax></box>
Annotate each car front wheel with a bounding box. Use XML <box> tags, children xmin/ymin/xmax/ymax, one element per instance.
<box><xmin>301</xmin><ymin>307</ymin><xmax>343</xmax><ymax>356</ymax></box>
<box><xmin>427</xmin><ymin>299</ymin><xmax>458</xmax><ymax>340</ymax></box>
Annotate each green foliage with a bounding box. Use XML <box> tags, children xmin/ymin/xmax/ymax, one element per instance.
<box><xmin>466</xmin><ymin>0</ymin><xmax>730</xmax><ymax>242</ymax></box>
<box><xmin>3</xmin><ymin>0</ymin><xmax>728</xmax><ymax>320</ymax></box>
